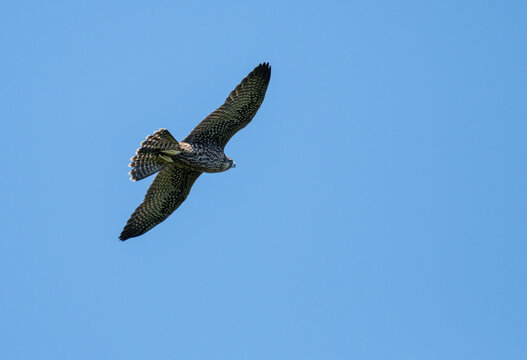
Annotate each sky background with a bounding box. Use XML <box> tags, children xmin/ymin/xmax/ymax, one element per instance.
<box><xmin>1</xmin><ymin>1</ymin><xmax>526</xmax><ymax>359</ymax></box>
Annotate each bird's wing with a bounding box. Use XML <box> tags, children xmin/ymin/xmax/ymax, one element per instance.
<box><xmin>120</xmin><ymin>165</ymin><xmax>201</xmax><ymax>240</ymax></box>
<box><xmin>183</xmin><ymin>63</ymin><xmax>271</xmax><ymax>149</ymax></box>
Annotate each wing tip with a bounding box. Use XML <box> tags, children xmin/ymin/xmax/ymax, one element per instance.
<box><xmin>257</xmin><ymin>62</ymin><xmax>271</xmax><ymax>69</ymax></box>
<box><xmin>252</xmin><ymin>62</ymin><xmax>271</xmax><ymax>80</ymax></box>
<box><xmin>119</xmin><ymin>227</ymin><xmax>137</xmax><ymax>241</ymax></box>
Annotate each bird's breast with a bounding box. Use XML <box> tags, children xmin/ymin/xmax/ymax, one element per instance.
<box><xmin>173</xmin><ymin>142</ymin><xmax>226</xmax><ymax>173</ymax></box>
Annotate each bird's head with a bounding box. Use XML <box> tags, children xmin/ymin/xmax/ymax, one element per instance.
<box><xmin>221</xmin><ymin>156</ymin><xmax>236</xmax><ymax>171</ymax></box>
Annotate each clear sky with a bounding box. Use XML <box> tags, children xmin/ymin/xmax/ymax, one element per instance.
<box><xmin>1</xmin><ymin>1</ymin><xmax>526</xmax><ymax>359</ymax></box>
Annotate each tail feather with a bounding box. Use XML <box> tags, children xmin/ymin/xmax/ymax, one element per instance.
<box><xmin>139</xmin><ymin>129</ymin><xmax>180</xmax><ymax>151</ymax></box>
<box><xmin>128</xmin><ymin>129</ymin><xmax>180</xmax><ymax>181</ymax></box>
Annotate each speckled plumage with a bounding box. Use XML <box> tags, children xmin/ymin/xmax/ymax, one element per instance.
<box><xmin>120</xmin><ymin>63</ymin><xmax>271</xmax><ymax>241</ymax></box>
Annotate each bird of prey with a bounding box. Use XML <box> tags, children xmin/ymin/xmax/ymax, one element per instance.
<box><xmin>119</xmin><ymin>63</ymin><xmax>271</xmax><ymax>241</ymax></box>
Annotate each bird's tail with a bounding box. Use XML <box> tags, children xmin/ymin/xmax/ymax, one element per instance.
<box><xmin>128</xmin><ymin>129</ymin><xmax>181</xmax><ymax>181</ymax></box>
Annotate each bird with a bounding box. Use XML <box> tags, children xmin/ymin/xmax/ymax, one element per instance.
<box><xmin>119</xmin><ymin>63</ymin><xmax>271</xmax><ymax>241</ymax></box>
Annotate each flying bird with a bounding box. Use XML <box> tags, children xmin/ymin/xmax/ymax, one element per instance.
<box><xmin>120</xmin><ymin>63</ymin><xmax>271</xmax><ymax>241</ymax></box>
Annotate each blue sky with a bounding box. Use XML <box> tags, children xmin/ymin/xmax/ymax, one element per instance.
<box><xmin>1</xmin><ymin>1</ymin><xmax>526</xmax><ymax>359</ymax></box>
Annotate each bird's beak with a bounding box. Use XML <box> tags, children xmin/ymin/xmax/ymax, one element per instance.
<box><xmin>231</xmin><ymin>161</ymin><xmax>236</xmax><ymax>168</ymax></box>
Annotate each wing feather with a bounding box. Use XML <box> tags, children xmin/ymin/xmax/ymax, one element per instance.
<box><xmin>183</xmin><ymin>63</ymin><xmax>271</xmax><ymax>149</ymax></box>
<box><xmin>120</xmin><ymin>165</ymin><xmax>201</xmax><ymax>240</ymax></box>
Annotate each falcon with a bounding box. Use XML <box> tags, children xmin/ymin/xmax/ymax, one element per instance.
<box><xmin>119</xmin><ymin>63</ymin><xmax>271</xmax><ymax>241</ymax></box>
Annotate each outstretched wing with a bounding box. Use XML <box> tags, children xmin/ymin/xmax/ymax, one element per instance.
<box><xmin>120</xmin><ymin>165</ymin><xmax>201</xmax><ymax>241</ymax></box>
<box><xmin>183</xmin><ymin>63</ymin><xmax>271</xmax><ymax>149</ymax></box>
